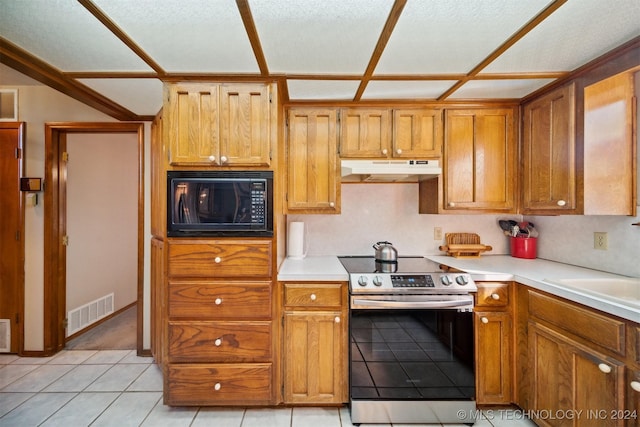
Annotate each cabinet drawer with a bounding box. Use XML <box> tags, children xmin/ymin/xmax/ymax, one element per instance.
<box><xmin>528</xmin><ymin>290</ymin><xmax>625</xmax><ymax>355</ymax></box>
<box><xmin>284</xmin><ymin>283</ymin><xmax>343</xmax><ymax>309</ymax></box>
<box><xmin>168</xmin><ymin>240</ymin><xmax>272</xmax><ymax>278</ymax></box>
<box><xmin>169</xmin><ymin>281</ymin><xmax>271</xmax><ymax>318</ymax></box>
<box><xmin>166</xmin><ymin>364</ymin><xmax>272</xmax><ymax>405</ymax></box>
<box><xmin>476</xmin><ymin>282</ymin><xmax>510</xmax><ymax>307</ymax></box>
<box><xmin>168</xmin><ymin>321</ymin><xmax>271</xmax><ymax>363</ymax></box>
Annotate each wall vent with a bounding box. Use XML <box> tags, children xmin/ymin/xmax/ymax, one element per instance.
<box><xmin>0</xmin><ymin>320</ymin><xmax>10</xmax><ymax>352</ymax></box>
<box><xmin>67</xmin><ymin>293</ymin><xmax>114</xmax><ymax>337</ymax></box>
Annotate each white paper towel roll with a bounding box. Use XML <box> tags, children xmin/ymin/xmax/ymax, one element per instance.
<box><xmin>287</xmin><ymin>222</ymin><xmax>306</xmax><ymax>259</ymax></box>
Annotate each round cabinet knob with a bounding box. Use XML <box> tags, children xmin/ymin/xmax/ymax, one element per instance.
<box><xmin>396</xmin><ymin>148</ymin><xmax>402</xmax><ymax>155</ymax></box>
<box><xmin>329</xmin><ymin>202</ymin><xmax>335</xmax><ymax>208</ymax></box>
<box><xmin>208</xmin><ymin>155</ymin><xmax>216</xmax><ymax>162</ymax></box>
<box><xmin>448</xmin><ymin>202</ymin><xmax>456</xmax><ymax>207</ymax></box>
<box><xmin>481</xmin><ymin>317</ymin><xmax>489</xmax><ymax>324</ymax></box>
<box><xmin>214</xmin><ymin>383</ymin><xmax>221</xmax><ymax>391</ymax></box>
<box><xmin>358</xmin><ymin>276</ymin><xmax>368</xmax><ymax>287</ymax></box>
<box><xmin>381</xmin><ymin>149</ymin><xmax>388</xmax><ymax>155</ymax></box>
<box><xmin>441</xmin><ymin>276</ymin><xmax>452</xmax><ymax>286</ymax></box>
<box><xmin>220</xmin><ymin>155</ymin><xmax>228</xmax><ymax>164</ymax></box>
<box><xmin>373</xmin><ymin>276</ymin><xmax>383</xmax><ymax>287</ymax></box>
<box><xmin>214</xmin><ymin>338</ymin><xmax>222</xmax><ymax>347</ymax></box>
<box><xmin>598</xmin><ymin>363</ymin><xmax>612</xmax><ymax>374</ymax></box>
<box><xmin>631</xmin><ymin>381</ymin><xmax>640</xmax><ymax>392</ymax></box>
<box><xmin>310</xmin><ymin>293</ymin><xmax>317</xmax><ymax>301</ymax></box>
<box><xmin>334</xmin><ymin>316</ymin><xmax>341</xmax><ymax>323</ymax></box>
<box><xmin>214</xmin><ymin>257</ymin><xmax>221</xmax><ymax>264</ymax></box>
<box><xmin>557</xmin><ymin>199</ymin><xmax>567</xmax><ymax>207</ymax></box>
<box><xmin>491</xmin><ymin>293</ymin><xmax>500</xmax><ymax>300</ymax></box>
<box><xmin>455</xmin><ymin>275</ymin><xmax>469</xmax><ymax>286</ymax></box>
<box><xmin>214</xmin><ymin>298</ymin><xmax>222</xmax><ymax>305</ymax></box>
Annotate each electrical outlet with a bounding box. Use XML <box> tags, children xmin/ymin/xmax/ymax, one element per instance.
<box><xmin>594</xmin><ymin>232</ymin><xmax>608</xmax><ymax>250</ymax></box>
<box><xmin>434</xmin><ymin>227</ymin><xmax>443</xmax><ymax>240</ymax></box>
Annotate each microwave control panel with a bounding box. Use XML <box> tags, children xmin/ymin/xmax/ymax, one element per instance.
<box><xmin>251</xmin><ymin>182</ymin><xmax>266</xmax><ymax>224</ymax></box>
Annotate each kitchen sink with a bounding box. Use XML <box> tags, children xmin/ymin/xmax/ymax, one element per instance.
<box><xmin>543</xmin><ymin>277</ymin><xmax>640</xmax><ymax>307</ymax></box>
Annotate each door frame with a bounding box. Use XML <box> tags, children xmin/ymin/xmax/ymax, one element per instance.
<box><xmin>43</xmin><ymin>122</ymin><xmax>144</xmax><ymax>355</ymax></box>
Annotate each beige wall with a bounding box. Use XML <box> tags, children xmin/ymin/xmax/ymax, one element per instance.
<box><xmin>66</xmin><ymin>133</ymin><xmax>138</xmax><ymax>321</ymax></box>
<box><xmin>0</xmin><ymin>82</ymin><xmax>152</xmax><ymax>352</ymax></box>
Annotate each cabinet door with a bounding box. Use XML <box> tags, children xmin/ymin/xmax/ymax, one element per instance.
<box><xmin>287</xmin><ymin>108</ymin><xmax>340</xmax><ymax>213</ymax></box>
<box><xmin>475</xmin><ymin>311</ymin><xmax>512</xmax><ymax>404</ymax></box>
<box><xmin>522</xmin><ymin>84</ymin><xmax>576</xmax><ymax>213</ymax></box>
<box><xmin>283</xmin><ymin>311</ymin><xmax>345</xmax><ymax>403</ymax></box>
<box><xmin>219</xmin><ymin>83</ymin><xmax>271</xmax><ymax>166</ymax></box>
<box><xmin>584</xmin><ymin>71</ymin><xmax>636</xmax><ymax>215</ymax></box>
<box><xmin>339</xmin><ymin>108</ymin><xmax>392</xmax><ymax>158</ymax></box>
<box><xmin>530</xmin><ymin>322</ymin><xmax>625</xmax><ymax>427</ymax></box>
<box><xmin>393</xmin><ymin>109</ymin><xmax>442</xmax><ymax>158</ymax></box>
<box><xmin>165</xmin><ymin>83</ymin><xmax>220</xmax><ymax>165</ymax></box>
<box><xmin>444</xmin><ymin>108</ymin><xmax>516</xmax><ymax>211</ymax></box>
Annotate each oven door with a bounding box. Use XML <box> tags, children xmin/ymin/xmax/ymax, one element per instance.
<box><xmin>349</xmin><ymin>295</ymin><xmax>476</xmax><ymax>424</ymax></box>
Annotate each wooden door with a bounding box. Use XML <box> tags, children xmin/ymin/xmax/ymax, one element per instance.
<box><xmin>475</xmin><ymin>311</ymin><xmax>512</xmax><ymax>404</ymax></box>
<box><xmin>522</xmin><ymin>84</ymin><xmax>577</xmax><ymax>213</ymax></box>
<box><xmin>287</xmin><ymin>108</ymin><xmax>340</xmax><ymax>213</ymax></box>
<box><xmin>0</xmin><ymin>122</ymin><xmax>25</xmax><ymax>353</ymax></box>
<box><xmin>339</xmin><ymin>108</ymin><xmax>391</xmax><ymax>158</ymax></box>
<box><xmin>219</xmin><ymin>83</ymin><xmax>271</xmax><ymax>166</ymax></box>
<box><xmin>393</xmin><ymin>109</ymin><xmax>442</xmax><ymax>158</ymax></box>
<box><xmin>444</xmin><ymin>109</ymin><xmax>516</xmax><ymax>211</ymax></box>
<box><xmin>283</xmin><ymin>311</ymin><xmax>344</xmax><ymax>403</ymax></box>
<box><xmin>165</xmin><ymin>83</ymin><xmax>220</xmax><ymax>165</ymax></box>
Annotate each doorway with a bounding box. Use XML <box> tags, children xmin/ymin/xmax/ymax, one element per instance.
<box><xmin>43</xmin><ymin>122</ymin><xmax>144</xmax><ymax>356</ymax></box>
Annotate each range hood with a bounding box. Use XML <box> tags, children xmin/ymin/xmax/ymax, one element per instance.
<box><xmin>341</xmin><ymin>159</ymin><xmax>441</xmax><ymax>183</ymax></box>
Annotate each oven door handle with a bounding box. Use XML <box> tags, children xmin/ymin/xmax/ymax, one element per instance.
<box><xmin>351</xmin><ymin>297</ymin><xmax>473</xmax><ymax>310</ymax></box>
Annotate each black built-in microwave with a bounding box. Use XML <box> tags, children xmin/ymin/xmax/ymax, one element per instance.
<box><xmin>167</xmin><ymin>170</ymin><xmax>273</xmax><ymax>237</ymax></box>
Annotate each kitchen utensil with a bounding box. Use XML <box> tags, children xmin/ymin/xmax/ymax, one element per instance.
<box><xmin>373</xmin><ymin>241</ymin><xmax>398</xmax><ymax>262</ymax></box>
<box><xmin>498</xmin><ymin>220</ymin><xmax>511</xmax><ymax>232</ymax></box>
<box><xmin>439</xmin><ymin>233</ymin><xmax>492</xmax><ymax>258</ymax></box>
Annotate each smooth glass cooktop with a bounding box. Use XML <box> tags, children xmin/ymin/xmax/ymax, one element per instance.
<box><xmin>338</xmin><ymin>256</ymin><xmax>446</xmax><ymax>274</ymax></box>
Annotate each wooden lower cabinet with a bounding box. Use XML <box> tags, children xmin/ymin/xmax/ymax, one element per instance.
<box><xmin>529</xmin><ymin>322</ymin><xmax>626</xmax><ymax>427</ymax></box>
<box><xmin>281</xmin><ymin>282</ymin><xmax>348</xmax><ymax>404</ymax></box>
<box><xmin>163</xmin><ymin>239</ymin><xmax>275</xmax><ymax>406</ymax></box>
<box><xmin>167</xmin><ymin>364</ymin><xmax>272</xmax><ymax>406</ymax></box>
<box><xmin>474</xmin><ymin>282</ymin><xmax>513</xmax><ymax>405</ymax></box>
<box><xmin>475</xmin><ymin>311</ymin><xmax>512</xmax><ymax>404</ymax></box>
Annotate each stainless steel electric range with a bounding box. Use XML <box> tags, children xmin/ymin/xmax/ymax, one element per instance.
<box><xmin>339</xmin><ymin>256</ymin><xmax>478</xmax><ymax>425</ymax></box>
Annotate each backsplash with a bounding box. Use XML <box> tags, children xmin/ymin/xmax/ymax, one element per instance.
<box><xmin>525</xmin><ymin>214</ymin><xmax>640</xmax><ymax>277</ymax></box>
<box><xmin>288</xmin><ymin>183</ymin><xmax>513</xmax><ymax>258</ymax></box>
<box><xmin>287</xmin><ymin>183</ymin><xmax>640</xmax><ymax>278</ymax></box>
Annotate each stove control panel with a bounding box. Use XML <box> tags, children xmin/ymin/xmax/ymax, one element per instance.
<box><xmin>350</xmin><ymin>273</ymin><xmax>476</xmax><ymax>294</ymax></box>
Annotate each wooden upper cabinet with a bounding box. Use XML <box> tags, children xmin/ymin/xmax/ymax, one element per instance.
<box><xmin>393</xmin><ymin>109</ymin><xmax>442</xmax><ymax>158</ymax></box>
<box><xmin>287</xmin><ymin>108</ymin><xmax>340</xmax><ymax>213</ymax></box>
<box><xmin>219</xmin><ymin>83</ymin><xmax>271</xmax><ymax>167</ymax></box>
<box><xmin>165</xmin><ymin>83</ymin><xmax>219</xmax><ymax>165</ymax></box>
<box><xmin>522</xmin><ymin>84</ymin><xmax>577</xmax><ymax>214</ymax></box>
<box><xmin>583</xmin><ymin>70</ymin><xmax>637</xmax><ymax>216</ymax></box>
<box><xmin>443</xmin><ymin>108</ymin><xmax>516</xmax><ymax>212</ymax></box>
<box><xmin>165</xmin><ymin>82</ymin><xmax>271</xmax><ymax>166</ymax></box>
<box><xmin>339</xmin><ymin>108</ymin><xmax>392</xmax><ymax>158</ymax></box>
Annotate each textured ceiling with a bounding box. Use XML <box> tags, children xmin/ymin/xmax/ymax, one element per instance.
<box><xmin>0</xmin><ymin>0</ymin><xmax>639</xmax><ymax>120</ymax></box>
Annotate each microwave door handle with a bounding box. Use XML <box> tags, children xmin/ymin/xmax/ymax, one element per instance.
<box><xmin>351</xmin><ymin>297</ymin><xmax>473</xmax><ymax>309</ymax></box>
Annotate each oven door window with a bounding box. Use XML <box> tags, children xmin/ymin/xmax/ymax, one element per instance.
<box><xmin>350</xmin><ymin>309</ymin><xmax>474</xmax><ymax>400</ymax></box>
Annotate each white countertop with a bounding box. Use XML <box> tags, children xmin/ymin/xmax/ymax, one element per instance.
<box><xmin>426</xmin><ymin>255</ymin><xmax>639</xmax><ymax>323</ymax></box>
<box><xmin>277</xmin><ymin>256</ymin><xmax>349</xmax><ymax>282</ymax></box>
<box><xmin>278</xmin><ymin>255</ymin><xmax>639</xmax><ymax>323</ymax></box>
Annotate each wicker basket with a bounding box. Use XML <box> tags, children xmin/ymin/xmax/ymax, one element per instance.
<box><xmin>439</xmin><ymin>233</ymin><xmax>492</xmax><ymax>258</ymax></box>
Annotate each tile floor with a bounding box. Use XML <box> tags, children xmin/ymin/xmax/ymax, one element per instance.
<box><xmin>0</xmin><ymin>350</ymin><xmax>538</xmax><ymax>427</ymax></box>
